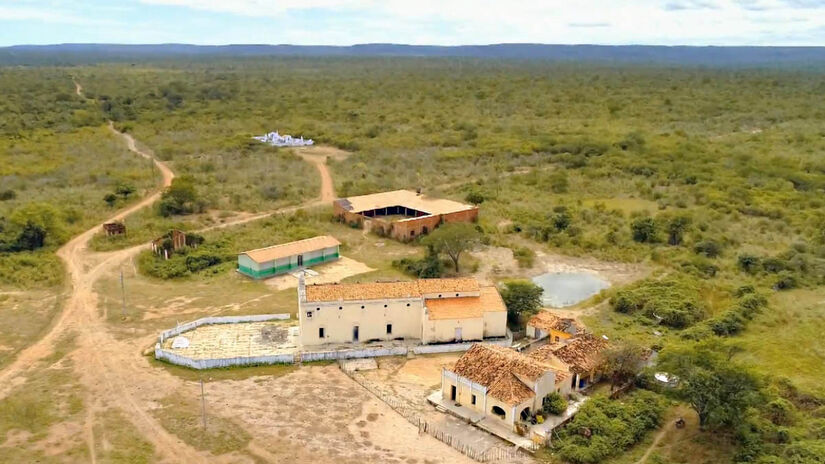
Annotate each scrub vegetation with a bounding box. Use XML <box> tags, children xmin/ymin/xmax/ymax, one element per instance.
<box><xmin>2</xmin><ymin>56</ymin><xmax>825</xmax><ymax>462</ymax></box>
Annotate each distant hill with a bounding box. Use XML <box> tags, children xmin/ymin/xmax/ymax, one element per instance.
<box><xmin>2</xmin><ymin>43</ymin><xmax>825</xmax><ymax>67</ymax></box>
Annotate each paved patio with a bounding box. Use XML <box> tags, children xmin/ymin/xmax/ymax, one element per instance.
<box><xmin>162</xmin><ymin>321</ymin><xmax>299</xmax><ymax>360</ymax></box>
<box><xmin>427</xmin><ymin>391</ymin><xmax>536</xmax><ymax>450</ymax></box>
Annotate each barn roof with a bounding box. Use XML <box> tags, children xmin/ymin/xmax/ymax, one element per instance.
<box><xmin>425</xmin><ymin>286</ymin><xmax>506</xmax><ymax>320</ymax></box>
<box><xmin>335</xmin><ymin>189</ymin><xmax>476</xmax><ymax>216</ymax></box>
<box><xmin>304</xmin><ymin>277</ymin><xmax>480</xmax><ymax>302</ymax></box>
<box><xmin>241</xmin><ymin>235</ymin><xmax>340</xmax><ymax>264</ymax></box>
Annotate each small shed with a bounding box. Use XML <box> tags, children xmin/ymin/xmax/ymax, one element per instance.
<box><xmin>103</xmin><ymin>222</ymin><xmax>126</xmax><ymax>236</ymax></box>
<box><xmin>238</xmin><ymin>235</ymin><xmax>341</xmax><ymax>280</ymax></box>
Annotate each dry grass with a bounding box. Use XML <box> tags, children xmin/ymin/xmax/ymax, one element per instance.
<box><xmin>93</xmin><ymin>408</ymin><xmax>156</xmax><ymax>464</ymax></box>
<box><xmin>0</xmin><ymin>287</ymin><xmax>65</xmax><ymax>370</ymax></box>
<box><xmin>151</xmin><ymin>392</ymin><xmax>252</xmax><ymax>456</ymax></box>
<box><xmin>735</xmin><ymin>287</ymin><xmax>825</xmax><ymax>396</ymax></box>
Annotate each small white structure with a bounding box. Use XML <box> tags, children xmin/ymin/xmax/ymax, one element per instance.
<box><xmin>253</xmin><ymin>131</ymin><xmax>314</xmax><ymax>147</ymax></box>
<box><xmin>171</xmin><ymin>336</ymin><xmax>190</xmax><ymax>349</ymax></box>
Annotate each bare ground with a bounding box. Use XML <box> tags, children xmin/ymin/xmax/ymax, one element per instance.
<box><xmin>471</xmin><ymin>245</ymin><xmax>648</xmax><ymax>288</ymax></box>
<box><xmin>0</xmin><ymin>84</ymin><xmax>489</xmax><ymax>463</ymax></box>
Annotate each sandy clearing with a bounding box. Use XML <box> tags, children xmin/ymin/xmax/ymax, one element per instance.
<box><xmin>264</xmin><ymin>255</ymin><xmax>375</xmax><ymax>291</ymax></box>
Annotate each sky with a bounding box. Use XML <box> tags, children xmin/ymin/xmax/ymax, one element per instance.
<box><xmin>1</xmin><ymin>0</ymin><xmax>825</xmax><ymax>47</ymax></box>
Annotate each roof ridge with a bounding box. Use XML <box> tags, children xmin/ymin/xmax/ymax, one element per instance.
<box><xmin>243</xmin><ymin>235</ymin><xmax>338</xmax><ymax>254</ymax></box>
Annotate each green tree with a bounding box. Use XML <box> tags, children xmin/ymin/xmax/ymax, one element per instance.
<box><xmin>422</xmin><ymin>222</ymin><xmax>481</xmax><ymax>274</ymax></box>
<box><xmin>500</xmin><ymin>280</ymin><xmax>543</xmax><ymax>323</ymax></box>
<box><xmin>104</xmin><ymin>193</ymin><xmax>118</xmax><ymax>207</ymax></box>
<box><xmin>664</xmin><ymin>214</ymin><xmax>691</xmax><ymax>246</ymax></box>
<box><xmin>631</xmin><ymin>217</ymin><xmax>657</xmax><ymax>243</ymax></box>
<box><xmin>658</xmin><ymin>341</ymin><xmax>762</xmax><ymax>429</ymax></box>
<box><xmin>737</xmin><ymin>254</ymin><xmax>761</xmax><ymax>274</ymax></box>
<box><xmin>604</xmin><ymin>341</ymin><xmax>646</xmax><ymax>391</ymax></box>
<box><xmin>159</xmin><ymin>176</ymin><xmax>200</xmax><ymax>217</ymax></box>
<box><xmin>464</xmin><ymin>190</ymin><xmax>485</xmax><ymax>205</ymax></box>
<box><xmin>115</xmin><ymin>183</ymin><xmax>135</xmax><ymax>199</ymax></box>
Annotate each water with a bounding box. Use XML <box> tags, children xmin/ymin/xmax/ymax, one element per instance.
<box><xmin>531</xmin><ymin>272</ymin><xmax>610</xmax><ymax>308</ymax></box>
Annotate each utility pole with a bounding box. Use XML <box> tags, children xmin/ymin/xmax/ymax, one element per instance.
<box><xmin>200</xmin><ymin>378</ymin><xmax>207</xmax><ymax>430</ymax></box>
<box><xmin>120</xmin><ymin>268</ymin><xmax>126</xmax><ymax>317</ymax></box>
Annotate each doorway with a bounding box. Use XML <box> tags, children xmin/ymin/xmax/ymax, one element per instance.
<box><xmin>450</xmin><ymin>385</ymin><xmax>457</xmax><ymax>401</ymax></box>
<box><xmin>454</xmin><ymin>327</ymin><xmax>463</xmax><ymax>342</ymax></box>
<box><xmin>297</xmin><ymin>254</ymin><xmax>303</xmax><ymax>267</ymax></box>
<box><xmin>353</xmin><ymin>325</ymin><xmax>359</xmax><ymax>342</ymax></box>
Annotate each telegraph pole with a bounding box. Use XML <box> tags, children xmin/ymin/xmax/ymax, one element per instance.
<box><xmin>200</xmin><ymin>378</ymin><xmax>207</xmax><ymax>430</ymax></box>
<box><xmin>120</xmin><ymin>268</ymin><xmax>126</xmax><ymax>317</ymax></box>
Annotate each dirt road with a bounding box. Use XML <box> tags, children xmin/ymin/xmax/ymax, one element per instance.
<box><xmin>2</xmin><ymin>78</ymin><xmax>475</xmax><ymax>463</ymax></box>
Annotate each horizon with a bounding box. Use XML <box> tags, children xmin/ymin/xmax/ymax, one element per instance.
<box><xmin>2</xmin><ymin>0</ymin><xmax>825</xmax><ymax>48</ymax></box>
<box><xmin>5</xmin><ymin>42</ymin><xmax>825</xmax><ymax>48</ymax></box>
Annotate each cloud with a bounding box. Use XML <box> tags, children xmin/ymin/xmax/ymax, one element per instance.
<box><xmin>664</xmin><ymin>0</ymin><xmax>720</xmax><ymax>10</ymax></box>
<box><xmin>568</xmin><ymin>22</ymin><xmax>611</xmax><ymax>28</ymax></box>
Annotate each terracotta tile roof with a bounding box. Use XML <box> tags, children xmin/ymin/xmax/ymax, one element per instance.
<box><xmin>528</xmin><ymin>311</ymin><xmax>585</xmax><ymax>336</ymax></box>
<box><xmin>336</xmin><ymin>189</ymin><xmax>476</xmax><ymax>216</ymax></box>
<box><xmin>425</xmin><ymin>286</ymin><xmax>506</xmax><ymax>320</ymax></box>
<box><xmin>305</xmin><ymin>280</ymin><xmax>420</xmax><ymax>302</ymax></box>
<box><xmin>529</xmin><ymin>335</ymin><xmax>609</xmax><ymax>374</ymax></box>
<box><xmin>417</xmin><ymin>277</ymin><xmax>479</xmax><ymax>295</ymax></box>
<box><xmin>488</xmin><ymin>373</ymin><xmax>535</xmax><ymax>406</ymax></box>
<box><xmin>304</xmin><ymin>277</ymin><xmax>480</xmax><ymax>302</ymax></box>
<box><xmin>451</xmin><ymin>344</ymin><xmax>564</xmax><ymax>406</ymax></box>
<box><xmin>241</xmin><ymin>236</ymin><xmax>340</xmax><ymax>264</ymax></box>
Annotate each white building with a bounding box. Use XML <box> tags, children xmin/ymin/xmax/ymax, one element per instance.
<box><xmin>253</xmin><ymin>131</ymin><xmax>315</xmax><ymax>147</ymax></box>
<box><xmin>297</xmin><ymin>277</ymin><xmax>508</xmax><ymax>347</ymax></box>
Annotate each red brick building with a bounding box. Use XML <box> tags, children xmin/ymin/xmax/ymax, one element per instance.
<box><xmin>333</xmin><ymin>190</ymin><xmax>479</xmax><ymax>241</ymax></box>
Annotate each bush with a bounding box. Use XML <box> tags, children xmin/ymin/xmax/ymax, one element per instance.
<box><xmin>553</xmin><ymin>391</ymin><xmax>666</xmax><ymax>464</ymax></box>
<box><xmin>512</xmin><ymin>246</ymin><xmax>535</xmax><ymax>268</ymax></box>
<box><xmin>392</xmin><ymin>248</ymin><xmax>444</xmax><ymax>278</ymax></box>
<box><xmin>543</xmin><ymin>392</ymin><xmax>568</xmax><ymax>415</ymax></box>
<box><xmin>631</xmin><ymin>217</ymin><xmax>657</xmax><ymax>243</ymax></box>
<box><xmin>694</xmin><ymin>240</ymin><xmax>722</xmax><ymax>258</ymax></box>
<box><xmin>464</xmin><ymin>190</ymin><xmax>485</xmax><ymax>205</ymax></box>
<box><xmin>738</xmin><ymin>254</ymin><xmax>762</xmax><ymax>274</ymax></box>
<box><xmin>0</xmin><ymin>189</ymin><xmax>16</xmax><ymax>201</ymax></box>
<box><xmin>611</xmin><ymin>278</ymin><xmax>706</xmax><ymax>328</ymax></box>
<box><xmin>774</xmin><ymin>272</ymin><xmax>797</xmax><ymax>290</ymax></box>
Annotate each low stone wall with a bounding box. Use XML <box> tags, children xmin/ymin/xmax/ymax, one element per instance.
<box><xmin>155</xmin><ymin>316</ymin><xmax>511</xmax><ymax>370</ymax></box>
<box><xmin>157</xmin><ymin>313</ymin><xmax>291</xmax><ymax>344</ymax></box>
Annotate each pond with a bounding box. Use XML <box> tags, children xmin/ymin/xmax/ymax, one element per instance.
<box><xmin>531</xmin><ymin>272</ymin><xmax>610</xmax><ymax>308</ymax></box>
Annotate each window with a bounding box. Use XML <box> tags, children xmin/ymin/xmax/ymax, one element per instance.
<box><xmin>438</xmin><ymin>294</ymin><xmax>442</xmax><ymax>298</ymax></box>
<box><xmin>384</xmin><ymin>304</ymin><xmax>388</xmax><ymax>308</ymax></box>
<box><xmin>455</xmin><ymin>293</ymin><xmax>459</xmax><ymax>297</ymax></box>
<box><xmin>316</xmin><ymin>307</ymin><xmax>320</xmax><ymax>310</ymax></box>
<box><xmin>318</xmin><ymin>327</ymin><xmax>325</xmax><ymax>338</ymax></box>
<box><xmin>306</xmin><ymin>311</ymin><xmax>312</xmax><ymax>319</ymax></box>
<box><xmin>406</xmin><ymin>303</ymin><xmax>410</xmax><ymax>307</ymax></box>
<box><xmin>361</xmin><ymin>305</ymin><xmax>365</xmax><ymax>309</ymax></box>
<box><xmin>339</xmin><ymin>306</ymin><xmax>343</xmax><ymax>310</ymax></box>
<box><xmin>555</xmin><ymin>336</ymin><xmax>560</xmax><ymax>342</ymax></box>
<box><xmin>386</xmin><ymin>324</ymin><xmax>392</xmax><ymax>334</ymax></box>
<box><xmin>471</xmin><ymin>395</ymin><xmax>477</xmax><ymax>405</ymax></box>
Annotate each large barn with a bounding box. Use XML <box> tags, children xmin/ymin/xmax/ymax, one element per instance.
<box><xmin>237</xmin><ymin>235</ymin><xmax>340</xmax><ymax>279</ymax></box>
<box><xmin>333</xmin><ymin>189</ymin><xmax>479</xmax><ymax>241</ymax></box>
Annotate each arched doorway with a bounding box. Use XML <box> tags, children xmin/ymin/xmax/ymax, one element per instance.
<box><xmin>520</xmin><ymin>407</ymin><xmax>531</xmax><ymax>421</ymax></box>
<box><xmin>491</xmin><ymin>406</ymin><xmax>506</xmax><ymax>420</ymax></box>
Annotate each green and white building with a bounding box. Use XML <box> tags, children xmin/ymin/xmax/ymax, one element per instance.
<box><xmin>238</xmin><ymin>235</ymin><xmax>341</xmax><ymax>279</ymax></box>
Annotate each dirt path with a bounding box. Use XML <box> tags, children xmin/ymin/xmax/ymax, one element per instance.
<box><xmin>634</xmin><ymin>426</ymin><xmax>669</xmax><ymax>464</ymax></box>
<box><xmin>0</xmin><ymin>78</ymin><xmax>349</xmax><ymax>463</ymax></box>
